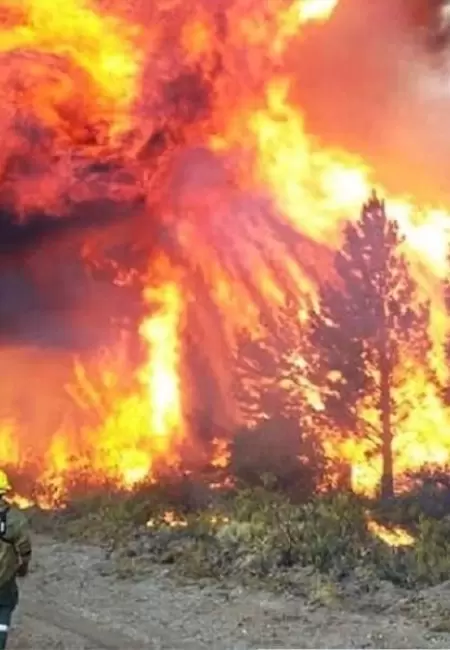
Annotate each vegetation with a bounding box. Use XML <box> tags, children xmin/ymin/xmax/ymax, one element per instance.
<box><xmin>443</xmin><ymin>274</ymin><xmax>450</xmax><ymax>405</ymax></box>
<box><xmin>309</xmin><ymin>194</ymin><xmax>431</xmax><ymax>499</ymax></box>
<box><xmin>229</xmin><ymin>416</ymin><xmax>323</xmax><ymax>500</ymax></box>
<box><xmin>235</xmin><ymin>194</ymin><xmax>434</xmax><ymax>501</ymax></box>
<box><xmin>32</xmin><ymin>476</ymin><xmax>450</xmax><ymax>593</ymax></box>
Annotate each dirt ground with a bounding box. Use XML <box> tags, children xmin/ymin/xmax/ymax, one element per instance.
<box><xmin>7</xmin><ymin>535</ymin><xmax>450</xmax><ymax>649</ymax></box>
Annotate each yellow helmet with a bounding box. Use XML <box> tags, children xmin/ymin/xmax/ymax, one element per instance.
<box><xmin>0</xmin><ymin>470</ymin><xmax>11</xmax><ymax>494</ymax></box>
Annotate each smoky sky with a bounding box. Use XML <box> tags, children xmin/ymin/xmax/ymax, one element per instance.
<box><xmin>0</xmin><ymin>200</ymin><xmax>145</xmax><ymax>348</ymax></box>
<box><xmin>288</xmin><ymin>0</ymin><xmax>450</xmax><ymax>203</ymax></box>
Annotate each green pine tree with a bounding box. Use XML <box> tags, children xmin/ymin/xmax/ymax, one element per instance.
<box><xmin>309</xmin><ymin>194</ymin><xmax>431</xmax><ymax>499</ymax></box>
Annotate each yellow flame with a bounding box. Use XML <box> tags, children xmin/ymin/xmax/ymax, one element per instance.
<box><xmin>0</xmin><ymin>0</ymin><xmax>142</xmax><ymax>132</ymax></box>
<box><xmin>140</xmin><ymin>282</ymin><xmax>183</xmax><ymax>442</ymax></box>
<box><xmin>215</xmin><ymin>75</ymin><xmax>450</xmax><ymax>496</ymax></box>
<box><xmin>368</xmin><ymin>519</ymin><xmax>415</xmax><ymax>547</ymax></box>
<box><xmin>298</xmin><ymin>0</ymin><xmax>339</xmax><ymax>23</ymax></box>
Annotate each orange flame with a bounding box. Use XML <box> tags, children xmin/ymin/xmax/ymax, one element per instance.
<box><xmin>214</xmin><ymin>74</ymin><xmax>450</xmax><ymax>496</ymax></box>
<box><xmin>367</xmin><ymin>519</ymin><xmax>415</xmax><ymax>547</ymax></box>
<box><xmin>0</xmin><ymin>0</ymin><xmax>142</xmax><ymax>137</ymax></box>
<box><xmin>139</xmin><ymin>279</ymin><xmax>184</xmax><ymax>450</ymax></box>
<box><xmin>0</xmin><ymin>0</ymin><xmax>449</xmax><ymax>502</ymax></box>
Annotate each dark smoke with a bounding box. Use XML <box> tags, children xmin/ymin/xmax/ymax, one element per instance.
<box><xmin>0</xmin><ymin>197</ymin><xmax>145</xmax><ymax>348</ymax></box>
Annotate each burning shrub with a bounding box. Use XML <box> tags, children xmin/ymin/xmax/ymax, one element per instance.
<box><xmin>229</xmin><ymin>416</ymin><xmax>323</xmax><ymax>500</ymax></box>
<box><xmin>406</xmin><ymin>469</ymin><xmax>450</xmax><ymax>519</ymax></box>
<box><xmin>371</xmin><ymin>468</ymin><xmax>450</xmax><ymax>526</ymax></box>
<box><xmin>131</xmin><ymin>473</ymin><xmax>215</xmax><ymax>514</ymax></box>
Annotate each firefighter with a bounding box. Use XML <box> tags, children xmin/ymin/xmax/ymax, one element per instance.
<box><xmin>0</xmin><ymin>470</ymin><xmax>32</xmax><ymax>649</ymax></box>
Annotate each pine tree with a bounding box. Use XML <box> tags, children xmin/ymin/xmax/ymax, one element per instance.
<box><xmin>235</xmin><ymin>299</ymin><xmax>309</xmax><ymax>425</ymax></box>
<box><xmin>309</xmin><ymin>194</ymin><xmax>431</xmax><ymax>499</ymax></box>
<box><xmin>443</xmin><ymin>270</ymin><xmax>450</xmax><ymax>404</ymax></box>
<box><xmin>233</xmin><ymin>299</ymin><xmax>324</xmax><ymax>497</ymax></box>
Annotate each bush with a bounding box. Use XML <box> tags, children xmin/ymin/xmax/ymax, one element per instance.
<box><xmin>217</xmin><ymin>488</ymin><xmax>371</xmax><ymax>574</ymax></box>
<box><xmin>41</xmin><ymin>482</ymin><xmax>450</xmax><ymax>590</ymax></box>
<box><xmin>229</xmin><ymin>417</ymin><xmax>323</xmax><ymax>500</ymax></box>
<box><xmin>412</xmin><ymin>515</ymin><xmax>450</xmax><ymax>584</ymax></box>
<box><xmin>59</xmin><ymin>490</ymin><xmax>149</xmax><ymax>546</ymax></box>
<box><xmin>373</xmin><ymin>469</ymin><xmax>450</xmax><ymax>525</ymax></box>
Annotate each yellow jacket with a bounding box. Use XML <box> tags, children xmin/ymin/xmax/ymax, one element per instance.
<box><xmin>0</xmin><ymin>499</ymin><xmax>32</xmax><ymax>587</ymax></box>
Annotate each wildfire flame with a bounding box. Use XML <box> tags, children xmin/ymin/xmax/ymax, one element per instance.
<box><xmin>0</xmin><ymin>0</ymin><xmax>449</xmax><ymax>504</ymax></box>
<box><xmin>140</xmin><ymin>279</ymin><xmax>183</xmax><ymax>448</ymax></box>
<box><xmin>298</xmin><ymin>0</ymin><xmax>339</xmax><ymax>24</ymax></box>
<box><xmin>367</xmin><ymin>519</ymin><xmax>415</xmax><ymax>548</ymax></box>
<box><xmin>0</xmin><ymin>0</ymin><xmax>141</xmax><ymax>135</ymax></box>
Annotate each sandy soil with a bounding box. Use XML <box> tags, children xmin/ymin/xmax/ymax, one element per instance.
<box><xmin>7</xmin><ymin>535</ymin><xmax>450</xmax><ymax>649</ymax></box>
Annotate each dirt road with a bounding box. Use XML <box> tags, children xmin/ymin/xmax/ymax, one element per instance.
<box><xmin>7</xmin><ymin>536</ymin><xmax>450</xmax><ymax>649</ymax></box>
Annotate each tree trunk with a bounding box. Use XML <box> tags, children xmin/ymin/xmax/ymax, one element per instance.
<box><xmin>379</xmin><ymin>356</ymin><xmax>394</xmax><ymax>499</ymax></box>
<box><xmin>335</xmin><ymin>460</ymin><xmax>352</xmax><ymax>492</ymax></box>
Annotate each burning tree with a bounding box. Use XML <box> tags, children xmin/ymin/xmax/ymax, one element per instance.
<box><xmin>235</xmin><ymin>299</ymin><xmax>310</xmax><ymax>424</ymax></box>
<box><xmin>309</xmin><ymin>194</ymin><xmax>431</xmax><ymax>499</ymax></box>
<box><xmin>232</xmin><ymin>299</ymin><xmax>325</xmax><ymax>497</ymax></box>
<box><xmin>443</xmin><ymin>281</ymin><xmax>450</xmax><ymax>405</ymax></box>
